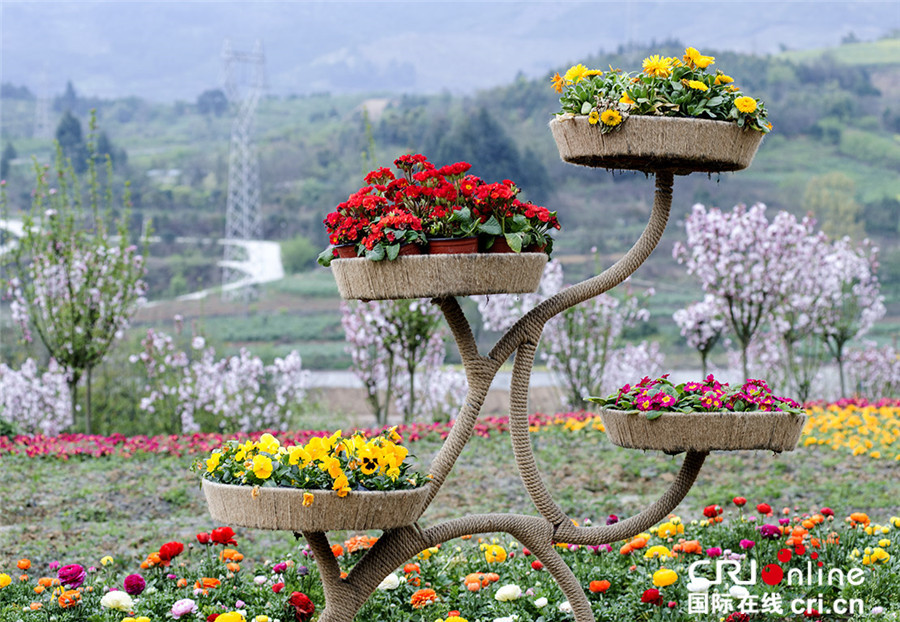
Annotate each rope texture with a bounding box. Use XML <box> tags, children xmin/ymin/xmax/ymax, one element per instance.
<box><xmin>307</xmin><ymin>171</ymin><xmax>693</xmax><ymax>622</ymax></box>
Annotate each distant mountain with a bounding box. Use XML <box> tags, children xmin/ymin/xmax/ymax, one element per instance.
<box><xmin>1</xmin><ymin>1</ymin><xmax>898</xmax><ymax>102</ymax></box>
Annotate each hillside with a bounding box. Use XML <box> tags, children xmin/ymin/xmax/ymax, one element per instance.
<box><xmin>1</xmin><ymin>37</ymin><xmax>899</xmax><ymax>374</ymax></box>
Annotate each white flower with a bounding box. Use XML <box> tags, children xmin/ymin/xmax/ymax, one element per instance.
<box><xmin>495</xmin><ymin>583</ymin><xmax>522</xmax><ymax>602</ymax></box>
<box><xmin>686</xmin><ymin>577</ymin><xmax>711</xmax><ymax>592</ymax></box>
<box><xmin>534</xmin><ymin>597</ymin><xmax>548</xmax><ymax>608</ymax></box>
<box><xmin>493</xmin><ymin>617</ymin><xmax>519</xmax><ymax>622</ymax></box>
<box><xmin>254</xmin><ymin>575</ymin><xmax>267</xmax><ymax>585</ymax></box>
<box><xmin>558</xmin><ymin>600</ymin><xmax>572</xmax><ymax>613</ymax></box>
<box><xmin>377</xmin><ymin>573</ymin><xmax>400</xmax><ymax>590</ymax></box>
<box><xmin>729</xmin><ymin>585</ymin><xmax>750</xmax><ymax>600</ymax></box>
<box><xmin>99</xmin><ymin>590</ymin><xmax>134</xmax><ymax>611</ymax></box>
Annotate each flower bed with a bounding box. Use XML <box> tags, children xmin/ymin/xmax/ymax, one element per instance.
<box><xmin>1</xmin><ymin>503</ymin><xmax>898</xmax><ymax>621</ymax></box>
<box><xmin>3</xmin><ymin>402</ymin><xmax>900</xmax><ymax>460</ymax></box>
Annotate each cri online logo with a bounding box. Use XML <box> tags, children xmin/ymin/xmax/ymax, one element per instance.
<box><xmin>689</xmin><ymin>544</ymin><xmax>865</xmax><ymax>588</ymax></box>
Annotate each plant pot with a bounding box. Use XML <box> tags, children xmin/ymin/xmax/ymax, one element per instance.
<box><xmin>428</xmin><ymin>237</ymin><xmax>478</xmax><ymax>255</ymax></box>
<box><xmin>489</xmin><ymin>237</ymin><xmax>516</xmax><ymax>253</ymax></box>
<box><xmin>398</xmin><ymin>243</ymin><xmax>423</xmax><ymax>256</ymax></box>
<box><xmin>549</xmin><ymin>115</ymin><xmax>765</xmax><ymax>174</ymax></box>
<box><xmin>331</xmin><ymin>253</ymin><xmax>548</xmax><ymax>300</ymax></box>
<box><xmin>598</xmin><ymin>409</ymin><xmax>806</xmax><ymax>454</ymax></box>
<box><xmin>202</xmin><ymin>479</ymin><xmax>433</xmax><ymax>532</ymax></box>
<box><xmin>334</xmin><ymin>244</ymin><xmax>358</xmax><ymax>259</ymax></box>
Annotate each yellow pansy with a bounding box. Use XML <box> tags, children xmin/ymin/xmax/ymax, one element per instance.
<box><xmin>257</xmin><ymin>433</ymin><xmax>280</xmax><ymax>455</ymax></box>
<box><xmin>206</xmin><ymin>452</ymin><xmax>222</xmax><ymax>473</ymax></box>
<box><xmin>252</xmin><ymin>455</ymin><xmax>273</xmax><ymax>480</ymax></box>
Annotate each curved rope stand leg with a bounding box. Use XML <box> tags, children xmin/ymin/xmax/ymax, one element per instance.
<box><xmin>307</xmin><ymin>171</ymin><xmax>706</xmax><ymax>622</ymax></box>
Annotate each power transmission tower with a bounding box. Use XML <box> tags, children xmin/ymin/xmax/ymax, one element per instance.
<box><xmin>33</xmin><ymin>72</ymin><xmax>53</xmax><ymax>140</ymax></box>
<box><xmin>221</xmin><ymin>39</ymin><xmax>266</xmax><ymax>300</ymax></box>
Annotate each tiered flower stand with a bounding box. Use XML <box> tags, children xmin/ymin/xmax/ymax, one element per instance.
<box><xmin>205</xmin><ymin>117</ymin><xmax>805</xmax><ymax>622</ymax></box>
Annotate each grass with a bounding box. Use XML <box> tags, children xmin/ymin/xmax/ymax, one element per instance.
<box><xmin>3</xmin><ymin>423</ymin><xmax>899</xmax><ymax>570</ymax></box>
<box><xmin>777</xmin><ymin>38</ymin><xmax>900</xmax><ymax>66</ymax></box>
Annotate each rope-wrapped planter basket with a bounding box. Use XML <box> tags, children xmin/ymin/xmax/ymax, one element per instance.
<box><xmin>202</xmin><ymin>479</ymin><xmax>432</xmax><ymax>532</ymax></box>
<box><xmin>549</xmin><ymin>115</ymin><xmax>764</xmax><ymax>174</ymax></box>
<box><xmin>331</xmin><ymin>253</ymin><xmax>548</xmax><ymax>300</ymax></box>
<box><xmin>599</xmin><ymin>409</ymin><xmax>806</xmax><ymax>454</ymax></box>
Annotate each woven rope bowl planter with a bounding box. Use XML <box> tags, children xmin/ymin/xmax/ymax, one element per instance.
<box><xmin>202</xmin><ymin>479</ymin><xmax>432</xmax><ymax>532</ymax></box>
<box><xmin>599</xmin><ymin>409</ymin><xmax>807</xmax><ymax>454</ymax></box>
<box><xmin>549</xmin><ymin>115</ymin><xmax>764</xmax><ymax>174</ymax></box>
<box><xmin>331</xmin><ymin>252</ymin><xmax>548</xmax><ymax>300</ymax></box>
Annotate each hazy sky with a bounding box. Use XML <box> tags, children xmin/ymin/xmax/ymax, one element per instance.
<box><xmin>1</xmin><ymin>1</ymin><xmax>898</xmax><ymax>101</ymax></box>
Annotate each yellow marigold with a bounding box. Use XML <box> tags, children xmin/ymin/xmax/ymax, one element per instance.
<box><xmin>588</xmin><ymin>110</ymin><xmax>600</xmax><ymax>125</ymax></box>
<box><xmin>642</xmin><ymin>55</ymin><xmax>672</xmax><ymax>78</ymax></box>
<box><xmin>735</xmin><ymin>96</ymin><xmax>757</xmax><ymax>113</ymax></box>
<box><xmin>715</xmin><ymin>73</ymin><xmax>734</xmax><ymax>85</ymax></box>
<box><xmin>600</xmin><ymin>109</ymin><xmax>623</xmax><ymax>127</ymax></box>
<box><xmin>252</xmin><ymin>455</ymin><xmax>273</xmax><ymax>480</ymax></box>
<box><xmin>563</xmin><ymin>63</ymin><xmax>590</xmax><ymax>83</ymax></box>
<box><xmin>683</xmin><ymin>47</ymin><xmax>715</xmax><ymax>69</ymax></box>
<box><xmin>687</xmin><ymin>80</ymin><xmax>709</xmax><ymax>91</ymax></box>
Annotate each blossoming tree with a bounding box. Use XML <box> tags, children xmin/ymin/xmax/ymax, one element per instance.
<box><xmin>476</xmin><ymin>257</ymin><xmax>662</xmax><ymax>409</ymax></box>
<box><xmin>674</xmin><ymin>203</ymin><xmax>815</xmax><ymax>381</ymax></box>
<box><xmin>341</xmin><ymin>298</ymin><xmax>467</xmax><ymax>424</ymax></box>
<box><xmin>3</xmin><ymin>119</ymin><xmax>147</xmax><ymax>434</ymax></box>
<box><xmin>672</xmin><ymin>294</ymin><xmax>726</xmax><ymax>377</ymax></box>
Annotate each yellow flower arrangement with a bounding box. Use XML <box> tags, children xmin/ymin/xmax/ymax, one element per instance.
<box><xmin>553</xmin><ymin>45</ymin><xmax>770</xmax><ymax>134</ymax></box>
<box><xmin>194</xmin><ymin>429</ymin><xmax>426</xmax><ymax>494</ymax></box>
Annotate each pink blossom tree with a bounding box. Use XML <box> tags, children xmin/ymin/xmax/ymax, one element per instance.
<box><xmin>3</xmin><ymin>118</ymin><xmax>147</xmax><ymax>433</ymax></box>
<box><xmin>0</xmin><ymin>358</ymin><xmax>73</xmax><ymax>435</ymax></box>
<box><xmin>845</xmin><ymin>341</ymin><xmax>899</xmax><ymax>398</ymax></box>
<box><xmin>476</xmin><ymin>257</ymin><xmax>662</xmax><ymax>409</ymax></box>
<box><xmin>341</xmin><ymin>298</ymin><xmax>467</xmax><ymax>424</ymax></box>
<box><xmin>674</xmin><ymin>203</ymin><xmax>816</xmax><ymax>381</ymax></box>
<box><xmin>672</xmin><ymin>294</ymin><xmax>726</xmax><ymax>377</ymax></box>
<box><xmin>134</xmin><ymin>325</ymin><xmax>310</xmax><ymax>433</ymax></box>
<box><xmin>815</xmin><ymin>238</ymin><xmax>885</xmax><ymax>396</ymax></box>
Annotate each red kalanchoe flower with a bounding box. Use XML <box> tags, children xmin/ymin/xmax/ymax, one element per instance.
<box><xmin>641</xmin><ymin>588</ymin><xmax>662</xmax><ymax>606</ymax></box>
<box><xmin>733</xmin><ymin>497</ymin><xmax>747</xmax><ymax>507</ymax></box>
<box><xmin>757</xmin><ymin>503</ymin><xmax>773</xmax><ymax>515</ymax></box>
<box><xmin>288</xmin><ymin>591</ymin><xmax>315</xmax><ymax>622</ymax></box>
<box><xmin>210</xmin><ymin>527</ymin><xmax>237</xmax><ymax>546</ymax></box>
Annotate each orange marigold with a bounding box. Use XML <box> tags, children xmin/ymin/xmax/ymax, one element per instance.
<box><xmin>331</xmin><ymin>544</ymin><xmax>344</xmax><ymax>558</ymax></box>
<box><xmin>17</xmin><ymin>559</ymin><xmax>31</xmax><ymax>570</ymax></box>
<box><xmin>194</xmin><ymin>577</ymin><xmax>221</xmax><ymax>590</ymax></box>
<box><xmin>410</xmin><ymin>588</ymin><xmax>437</xmax><ymax>609</ymax></box>
<box><xmin>345</xmin><ymin>535</ymin><xmax>378</xmax><ymax>554</ymax></box>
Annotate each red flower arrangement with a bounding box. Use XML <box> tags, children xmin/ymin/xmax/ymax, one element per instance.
<box><xmin>319</xmin><ymin>153</ymin><xmax>558</xmax><ymax>264</ymax></box>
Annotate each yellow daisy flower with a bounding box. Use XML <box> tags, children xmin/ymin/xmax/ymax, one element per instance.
<box><xmin>600</xmin><ymin>109</ymin><xmax>623</xmax><ymax>127</ymax></box>
<box><xmin>735</xmin><ymin>96</ymin><xmax>757</xmax><ymax>113</ymax></box>
<box><xmin>642</xmin><ymin>55</ymin><xmax>671</xmax><ymax>78</ymax></box>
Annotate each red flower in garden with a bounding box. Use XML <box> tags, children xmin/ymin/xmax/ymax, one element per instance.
<box><xmin>757</xmin><ymin>503</ymin><xmax>773</xmax><ymax>515</ymax></box>
<box><xmin>733</xmin><ymin>497</ymin><xmax>747</xmax><ymax>507</ymax></box>
<box><xmin>287</xmin><ymin>591</ymin><xmax>315</xmax><ymax>621</ymax></box>
<box><xmin>589</xmin><ymin>580</ymin><xmax>610</xmax><ymax>593</ymax></box>
<box><xmin>821</xmin><ymin>507</ymin><xmax>834</xmax><ymax>517</ymax></box>
<box><xmin>531</xmin><ymin>560</ymin><xmax>544</xmax><ymax>571</ymax></box>
<box><xmin>196</xmin><ymin>533</ymin><xmax>211</xmax><ymax>545</ymax></box>
<box><xmin>703</xmin><ymin>505</ymin><xmax>723</xmax><ymax>518</ymax></box>
<box><xmin>210</xmin><ymin>527</ymin><xmax>237</xmax><ymax>546</ymax></box>
<box><xmin>272</xmin><ymin>582</ymin><xmax>285</xmax><ymax>593</ymax></box>
<box><xmin>207</xmin><ymin>615</ymin><xmax>219</xmax><ymax>622</ymax></box>
<box><xmin>158</xmin><ymin>541</ymin><xmax>184</xmax><ymax>563</ymax></box>
<box><xmin>726</xmin><ymin>613</ymin><xmax>751</xmax><ymax>622</ymax></box>
<box><xmin>641</xmin><ymin>588</ymin><xmax>663</xmax><ymax>606</ymax></box>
